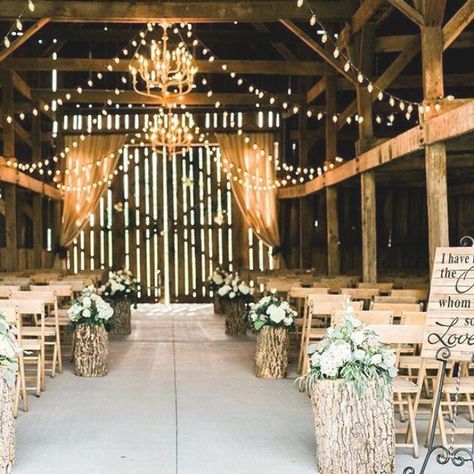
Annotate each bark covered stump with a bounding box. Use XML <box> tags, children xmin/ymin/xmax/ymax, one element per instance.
<box><xmin>255</xmin><ymin>326</ymin><xmax>289</xmax><ymax>378</ymax></box>
<box><xmin>0</xmin><ymin>370</ymin><xmax>15</xmax><ymax>473</ymax></box>
<box><xmin>213</xmin><ymin>295</ymin><xmax>224</xmax><ymax>315</ymax></box>
<box><xmin>225</xmin><ymin>300</ymin><xmax>247</xmax><ymax>335</ymax></box>
<box><xmin>110</xmin><ymin>299</ymin><xmax>132</xmax><ymax>335</ymax></box>
<box><xmin>74</xmin><ymin>324</ymin><xmax>109</xmax><ymax>377</ymax></box>
<box><xmin>310</xmin><ymin>380</ymin><xmax>394</xmax><ymax>474</ymax></box>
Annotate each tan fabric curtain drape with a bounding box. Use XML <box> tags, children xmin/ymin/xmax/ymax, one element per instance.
<box><xmin>216</xmin><ymin>133</ymin><xmax>280</xmax><ymax>248</ymax></box>
<box><xmin>60</xmin><ymin>134</ymin><xmax>127</xmax><ymax>248</ymax></box>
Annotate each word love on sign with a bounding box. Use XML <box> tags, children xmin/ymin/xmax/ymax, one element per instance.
<box><xmin>422</xmin><ymin>247</ymin><xmax>474</xmax><ymax>361</ymax></box>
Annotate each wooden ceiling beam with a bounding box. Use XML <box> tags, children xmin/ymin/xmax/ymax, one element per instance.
<box><xmin>352</xmin><ymin>0</ymin><xmax>387</xmax><ymax>33</ymax></box>
<box><xmin>0</xmin><ymin>19</ymin><xmax>50</xmax><ymax>65</ymax></box>
<box><xmin>387</xmin><ymin>0</ymin><xmax>425</xmax><ymax>27</ymax></box>
<box><xmin>4</xmin><ymin>58</ymin><xmax>325</xmax><ymax>76</ymax></box>
<box><xmin>443</xmin><ymin>0</ymin><xmax>474</xmax><ymax>49</ymax></box>
<box><xmin>0</xmin><ymin>1</ymin><xmax>355</xmax><ymax>22</ymax></box>
<box><xmin>279</xmin><ymin>100</ymin><xmax>474</xmax><ymax>199</ymax></box>
<box><xmin>0</xmin><ymin>164</ymin><xmax>62</xmax><ymax>200</ymax></box>
<box><xmin>33</xmin><ymin>89</ymin><xmax>306</xmax><ymax>106</ymax></box>
<box><xmin>306</xmin><ymin>78</ymin><xmax>326</xmax><ymax>104</ymax></box>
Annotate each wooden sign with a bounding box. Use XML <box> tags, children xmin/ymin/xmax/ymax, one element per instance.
<box><xmin>422</xmin><ymin>247</ymin><xmax>474</xmax><ymax>361</ymax></box>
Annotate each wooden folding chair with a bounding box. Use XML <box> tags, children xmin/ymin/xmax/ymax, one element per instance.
<box><xmin>390</xmin><ymin>289</ymin><xmax>428</xmax><ymax>303</ymax></box>
<box><xmin>10</xmin><ymin>290</ymin><xmax>62</xmax><ymax>376</ymax></box>
<box><xmin>0</xmin><ymin>299</ymin><xmax>44</xmax><ymax>395</ymax></box>
<box><xmin>342</xmin><ymin>288</ymin><xmax>380</xmax><ymax>308</ymax></box>
<box><xmin>370</xmin><ymin>302</ymin><xmax>423</xmax><ymax>320</ymax></box>
<box><xmin>373</xmin><ymin>295</ymin><xmax>418</xmax><ymax>304</ymax></box>
<box><xmin>1</xmin><ymin>305</ymin><xmax>28</xmax><ymax>414</ymax></box>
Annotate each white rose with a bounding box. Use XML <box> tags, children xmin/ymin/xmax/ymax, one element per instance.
<box><xmin>238</xmin><ymin>283</ymin><xmax>249</xmax><ymax>295</ymax></box>
<box><xmin>283</xmin><ymin>316</ymin><xmax>293</xmax><ymax>326</ymax></box>
<box><xmin>353</xmin><ymin>349</ymin><xmax>366</xmax><ymax>361</ymax></box>
<box><xmin>370</xmin><ymin>354</ymin><xmax>383</xmax><ymax>365</ymax></box>
<box><xmin>218</xmin><ymin>285</ymin><xmax>231</xmax><ymax>296</ymax></box>
<box><xmin>82</xmin><ymin>296</ymin><xmax>91</xmax><ymax>308</ymax></box>
<box><xmin>82</xmin><ymin>308</ymin><xmax>91</xmax><ymax>318</ymax></box>
<box><xmin>228</xmin><ymin>291</ymin><xmax>236</xmax><ymax>299</ymax></box>
<box><xmin>350</xmin><ymin>331</ymin><xmax>365</xmax><ymax>347</ymax></box>
<box><xmin>268</xmin><ymin>305</ymin><xmax>286</xmax><ymax>324</ymax></box>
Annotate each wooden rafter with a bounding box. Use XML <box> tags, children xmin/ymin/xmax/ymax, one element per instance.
<box><xmin>33</xmin><ymin>89</ymin><xmax>306</xmax><ymax>106</ymax></box>
<box><xmin>443</xmin><ymin>0</ymin><xmax>474</xmax><ymax>49</ymax></box>
<box><xmin>0</xmin><ymin>1</ymin><xmax>355</xmax><ymax>22</ymax></box>
<box><xmin>0</xmin><ymin>19</ymin><xmax>50</xmax><ymax>65</ymax></box>
<box><xmin>307</xmin><ymin>78</ymin><xmax>326</xmax><ymax>104</ymax></box>
<box><xmin>352</xmin><ymin>0</ymin><xmax>387</xmax><ymax>33</ymax></box>
<box><xmin>279</xmin><ymin>100</ymin><xmax>474</xmax><ymax>199</ymax></box>
<box><xmin>4</xmin><ymin>58</ymin><xmax>325</xmax><ymax>76</ymax></box>
<box><xmin>388</xmin><ymin>0</ymin><xmax>424</xmax><ymax>27</ymax></box>
<box><xmin>280</xmin><ymin>20</ymin><xmax>356</xmax><ymax>84</ymax></box>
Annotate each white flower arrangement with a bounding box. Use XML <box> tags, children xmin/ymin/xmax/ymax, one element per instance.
<box><xmin>246</xmin><ymin>289</ymin><xmax>297</xmax><ymax>332</ymax></box>
<box><xmin>68</xmin><ymin>286</ymin><xmax>115</xmax><ymax>331</ymax></box>
<box><xmin>100</xmin><ymin>269</ymin><xmax>139</xmax><ymax>307</ymax></box>
<box><xmin>0</xmin><ymin>313</ymin><xmax>20</xmax><ymax>387</ymax></box>
<box><xmin>300</xmin><ymin>307</ymin><xmax>398</xmax><ymax>394</ymax></box>
<box><xmin>207</xmin><ymin>267</ymin><xmax>231</xmax><ymax>292</ymax></box>
<box><xmin>216</xmin><ymin>273</ymin><xmax>252</xmax><ymax>302</ymax></box>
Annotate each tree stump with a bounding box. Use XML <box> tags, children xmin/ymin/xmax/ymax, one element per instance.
<box><xmin>224</xmin><ymin>300</ymin><xmax>247</xmax><ymax>335</ymax></box>
<box><xmin>310</xmin><ymin>379</ymin><xmax>394</xmax><ymax>474</ymax></box>
<box><xmin>74</xmin><ymin>324</ymin><xmax>109</xmax><ymax>377</ymax></box>
<box><xmin>213</xmin><ymin>294</ymin><xmax>224</xmax><ymax>315</ymax></box>
<box><xmin>0</xmin><ymin>369</ymin><xmax>15</xmax><ymax>473</ymax></box>
<box><xmin>109</xmin><ymin>299</ymin><xmax>132</xmax><ymax>335</ymax></box>
<box><xmin>254</xmin><ymin>326</ymin><xmax>289</xmax><ymax>378</ymax></box>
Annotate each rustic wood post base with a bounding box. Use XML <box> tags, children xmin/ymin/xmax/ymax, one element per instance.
<box><xmin>110</xmin><ymin>299</ymin><xmax>132</xmax><ymax>335</ymax></box>
<box><xmin>310</xmin><ymin>380</ymin><xmax>394</xmax><ymax>474</ymax></box>
<box><xmin>73</xmin><ymin>324</ymin><xmax>109</xmax><ymax>377</ymax></box>
<box><xmin>225</xmin><ymin>300</ymin><xmax>247</xmax><ymax>335</ymax></box>
<box><xmin>254</xmin><ymin>326</ymin><xmax>289</xmax><ymax>378</ymax></box>
<box><xmin>0</xmin><ymin>371</ymin><xmax>15</xmax><ymax>473</ymax></box>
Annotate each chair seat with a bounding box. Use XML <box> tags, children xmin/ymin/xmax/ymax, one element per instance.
<box><xmin>22</xmin><ymin>326</ymin><xmax>56</xmax><ymax>337</ymax></box>
<box><xmin>21</xmin><ymin>339</ymin><xmax>41</xmax><ymax>351</ymax></box>
<box><xmin>443</xmin><ymin>376</ymin><xmax>474</xmax><ymax>394</ymax></box>
<box><xmin>393</xmin><ymin>377</ymin><xmax>418</xmax><ymax>394</ymax></box>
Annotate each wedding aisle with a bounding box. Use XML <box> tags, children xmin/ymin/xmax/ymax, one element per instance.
<box><xmin>14</xmin><ymin>304</ymin><xmax>470</xmax><ymax>474</ymax></box>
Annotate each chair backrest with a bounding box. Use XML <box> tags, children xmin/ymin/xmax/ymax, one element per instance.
<box><xmin>401</xmin><ymin>311</ymin><xmax>428</xmax><ymax>325</ymax></box>
<box><xmin>32</xmin><ymin>284</ymin><xmax>72</xmax><ymax>298</ymax></box>
<box><xmin>31</xmin><ymin>272</ymin><xmax>61</xmax><ymax>284</ymax></box>
<box><xmin>373</xmin><ymin>295</ymin><xmax>418</xmax><ymax>304</ymax></box>
<box><xmin>307</xmin><ymin>294</ymin><xmax>348</xmax><ymax>303</ymax></box>
<box><xmin>2</xmin><ymin>298</ymin><xmax>44</xmax><ymax>316</ymax></box>
<box><xmin>370</xmin><ymin>302</ymin><xmax>422</xmax><ymax>316</ymax></box>
<box><xmin>332</xmin><ymin>310</ymin><xmax>394</xmax><ymax>326</ymax></box>
<box><xmin>1</xmin><ymin>278</ymin><xmax>30</xmax><ymax>287</ymax></box>
<box><xmin>0</xmin><ymin>305</ymin><xmax>18</xmax><ymax>324</ymax></box>
<box><xmin>390</xmin><ymin>289</ymin><xmax>428</xmax><ymax>301</ymax></box>
<box><xmin>10</xmin><ymin>290</ymin><xmax>57</xmax><ymax>305</ymax></box>
<box><xmin>309</xmin><ymin>299</ymin><xmax>363</xmax><ymax>316</ymax></box>
<box><xmin>289</xmin><ymin>287</ymin><xmax>329</xmax><ymax>298</ymax></box>
<box><xmin>53</xmin><ymin>280</ymin><xmax>84</xmax><ymax>292</ymax></box>
<box><xmin>367</xmin><ymin>324</ymin><xmax>426</xmax><ymax>345</ymax></box>
<box><xmin>0</xmin><ymin>285</ymin><xmax>20</xmax><ymax>298</ymax></box>
<box><xmin>265</xmin><ymin>279</ymin><xmax>302</xmax><ymax>292</ymax></box>
<box><xmin>341</xmin><ymin>288</ymin><xmax>381</xmax><ymax>299</ymax></box>
<box><xmin>358</xmin><ymin>282</ymin><xmax>393</xmax><ymax>292</ymax></box>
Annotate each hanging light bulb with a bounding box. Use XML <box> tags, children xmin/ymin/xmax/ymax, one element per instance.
<box><xmin>357</xmin><ymin>72</ymin><xmax>364</xmax><ymax>83</ymax></box>
<box><xmin>344</xmin><ymin>61</ymin><xmax>350</xmax><ymax>72</ymax></box>
<box><xmin>3</xmin><ymin>36</ymin><xmax>10</xmax><ymax>48</ymax></box>
<box><xmin>310</xmin><ymin>14</ymin><xmax>316</xmax><ymax>26</ymax></box>
<box><xmin>333</xmin><ymin>47</ymin><xmax>340</xmax><ymax>58</ymax></box>
<box><xmin>317</xmin><ymin>112</ymin><xmax>323</xmax><ymax>120</ymax></box>
<box><xmin>375</xmin><ymin>115</ymin><xmax>382</xmax><ymax>124</ymax></box>
<box><xmin>16</xmin><ymin>19</ymin><xmax>22</xmax><ymax>31</ymax></box>
<box><xmin>389</xmin><ymin>96</ymin><xmax>395</xmax><ymax>107</ymax></box>
<box><xmin>367</xmin><ymin>82</ymin><xmax>373</xmax><ymax>93</ymax></box>
<box><xmin>405</xmin><ymin>112</ymin><xmax>411</xmax><ymax>120</ymax></box>
<box><xmin>332</xmin><ymin>114</ymin><xmax>338</xmax><ymax>123</ymax></box>
<box><xmin>377</xmin><ymin>91</ymin><xmax>383</xmax><ymax>101</ymax></box>
<box><xmin>28</xmin><ymin>0</ymin><xmax>35</xmax><ymax>12</ymax></box>
<box><xmin>321</xmin><ymin>33</ymin><xmax>328</xmax><ymax>43</ymax></box>
<box><xmin>346</xmin><ymin>116</ymin><xmax>352</xmax><ymax>124</ymax></box>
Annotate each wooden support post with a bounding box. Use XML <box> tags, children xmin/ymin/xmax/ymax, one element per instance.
<box><xmin>361</xmin><ymin>172</ymin><xmax>377</xmax><ymax>283</ymax></box>
<box><xmin>326</xmin><ymin>187</ymin><xmax>340</xmax><ymax>276</ymax></box>
<box><xmin>298</xmin><ymin>109</ymin><xmax>312</xmax><ymax>269</ymax></box>
<box><xmin>422</xmin><ymin>26</ymin><xmax>449</xmax><ymax>269</ymax></box>
<box><xmin>32</xmin><ymin>101</ymin><xmax>43</xmax><ymax>268</ymax></box>
<box><xmin>325</xmin><ymin>72</ymin><xmax>340</xmax><ymax>275</ymax></box>
<box><xmin>1</xmin><ymin>71</ymin><xmax>17</xmax><ymax>271</ymax></box>
<box><xmin>112</xmin><ymin>174</ymin><xmax>125</xmax><ymax>270</ymax></box>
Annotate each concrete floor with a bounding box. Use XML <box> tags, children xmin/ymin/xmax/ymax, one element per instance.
<box><xmin>15</xmin><ymin>304</ymin><xmax>471</xmax><ymax>473</ymax></box>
